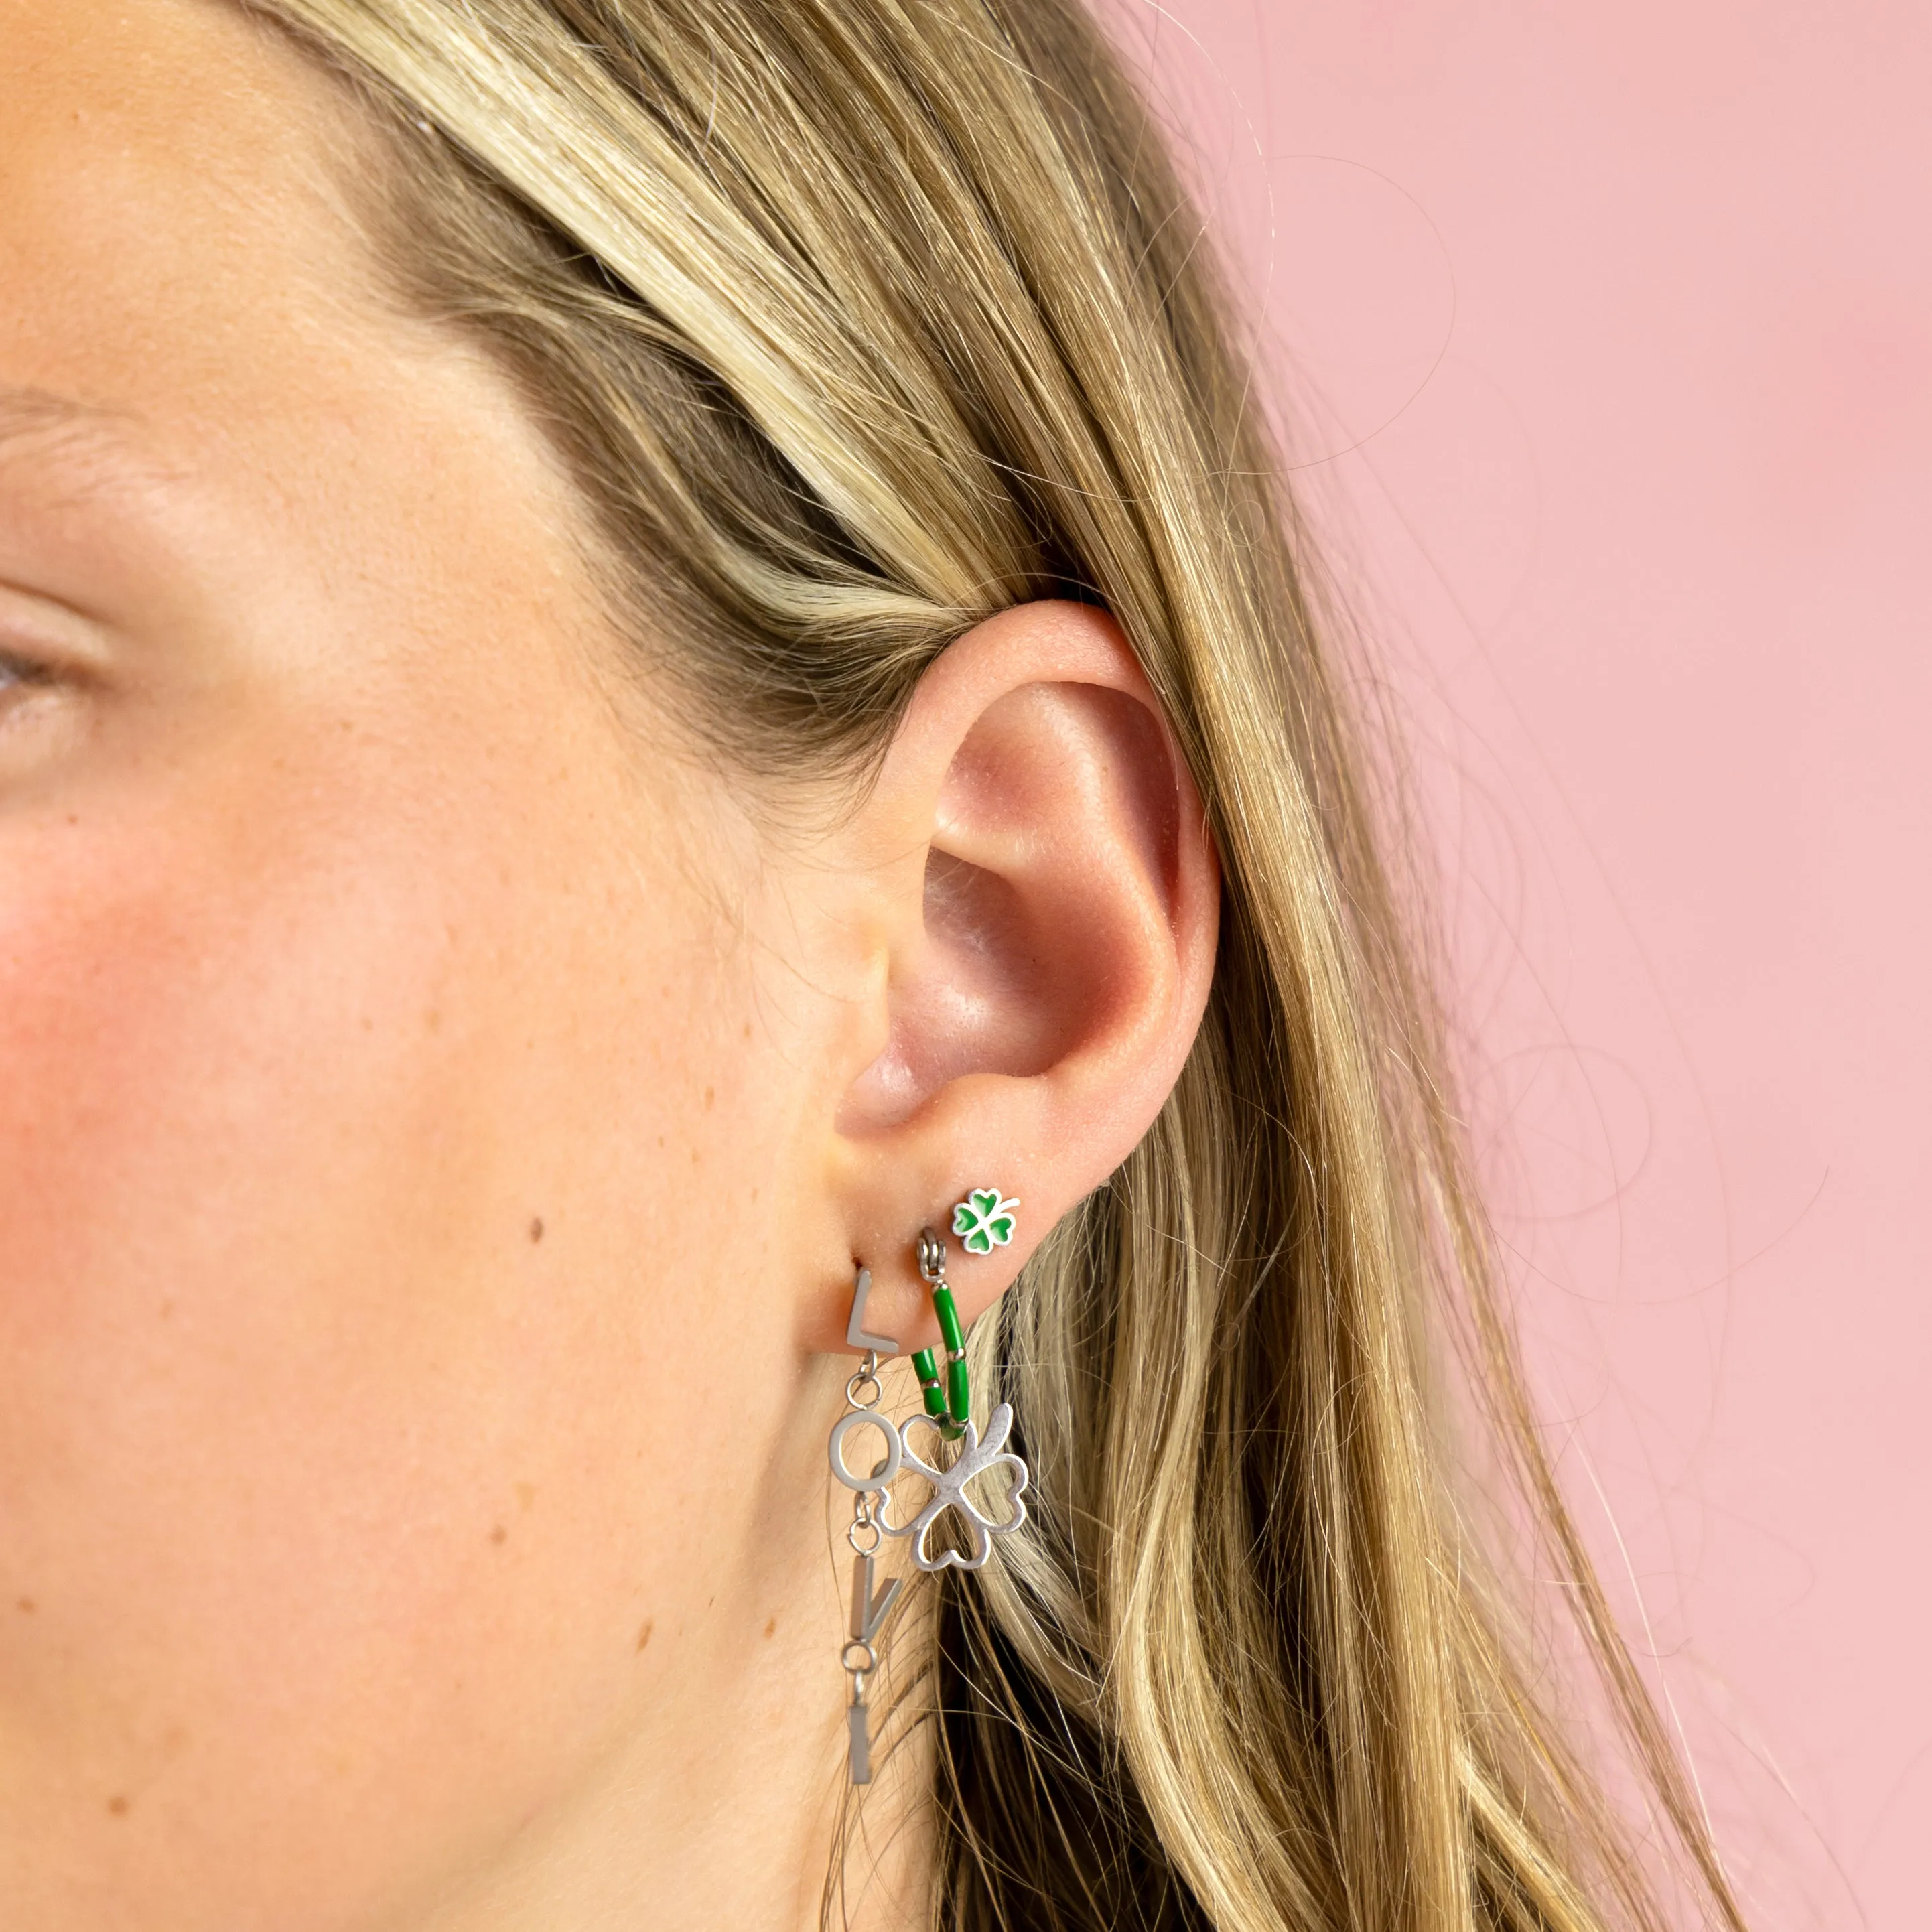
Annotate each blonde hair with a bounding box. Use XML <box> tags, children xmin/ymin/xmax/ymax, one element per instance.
<box><xmin>246</xmin><ymin>3</ymin><xmax>1747</xmax><ymax>1927</ymax></box>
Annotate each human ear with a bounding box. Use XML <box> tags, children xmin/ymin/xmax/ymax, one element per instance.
<box><xmin>805</xmin><ymin>600</ymin><xmax>1219</xmax><ymax>1353</ymax></box>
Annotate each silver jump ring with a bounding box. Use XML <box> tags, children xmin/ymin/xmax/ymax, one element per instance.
<box><xmin>847</xmin><ymin>1517</ymin><xmax>883</xmax><ymax>1555</ymax></box>
<box><xmin>916</xmin><ymin>1226</ymin><xmax>945</xmax><ymax>1283</ymax></box>
<box><xmin>841</xmin><ymin>1639</ymin><xmax>878</xmax><ymax>1675</ymax></box>
<box><xmin>846</xmin><ymin>1371</ymin><xmax>883</xmax><ymax>1409</ymax></box>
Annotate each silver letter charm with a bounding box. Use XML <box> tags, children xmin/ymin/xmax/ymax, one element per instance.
<box><xmin>835</xmin><ymin>1266</ymin><xmax>904</xmax><ymax>1785</ymax></box>
<box><xmin>846</xmin><ymin>1700</ymin><xmax>875</xmax><ymax>1785</ymax></box>
<box><xmin>845</xmin><ymin>1265</ymin><xmax>898</xmax><ymax>1353</ymax></box>
<box><xmin>843</xmin><ymin>1549</ymin><xmax>904</xmax><ymax>1784</ymax></box>
<box><xmin>851</xmin><ymin>1549</ymin><xmax>903</xmax><ymax>1646</ymax></box>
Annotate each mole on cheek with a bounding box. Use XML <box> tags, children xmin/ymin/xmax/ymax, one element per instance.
<box><xmin>528</xmin><ymin>1215</ymin><xmax>545</xmax><ymax>1243</ymax></box>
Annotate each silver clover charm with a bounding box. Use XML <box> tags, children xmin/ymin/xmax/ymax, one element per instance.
<box><xmin>883</xmin><ymin>1401</ymin><xmax>1029</xmax><ymax>1572</ymax></box>
<box><xmin>951</xmin><ymin>1186</ymin><xmax>1019</xmax><ymax>1255</ymax></box>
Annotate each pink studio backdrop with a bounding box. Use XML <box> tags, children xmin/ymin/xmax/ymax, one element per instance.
<box><xmin>1115</xmin><ymin>3</ymin><xmax>1931</xmax><ymax>1926</ymax></box>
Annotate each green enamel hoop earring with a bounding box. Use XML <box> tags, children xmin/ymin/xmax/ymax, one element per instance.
<box><xmin>909</xmin><ymin>1188</ymin><xmax>1018</xmax><ymax>1438</ymax></box>
<box><xmin>908</xmin><ymin>1228</ymin><xmax>967</xmax><ymax>1440</ymax></box>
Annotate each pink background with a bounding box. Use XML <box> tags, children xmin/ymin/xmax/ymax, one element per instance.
<box><xmin>1115</xmin><ymin>3</ymin><xmax>1931</xmax><ymax>1925</ymax></box>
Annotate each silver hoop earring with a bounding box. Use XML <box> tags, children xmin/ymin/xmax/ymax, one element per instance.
<box><xmin>827</xmin><ymin>1225</ymin><xmax>1030</xmax><ymax>1784</ymax></box>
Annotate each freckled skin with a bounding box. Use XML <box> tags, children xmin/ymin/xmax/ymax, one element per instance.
<box><xmin>0</xmin><ymin>2</ymin><xmax>1219</xmax><ymax>1927</ymax></box>
<box><xmin>0</xmin><ymin>1</ymin><xmax>834</xmax><ymax>1925</ymax></box>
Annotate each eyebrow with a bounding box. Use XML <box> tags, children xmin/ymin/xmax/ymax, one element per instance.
<box><xmin>0</xmin><ymin>385</ymin><xmax>137</xmax><ymax>443</ymax></box>
<box><xmin>0</xmin><ymin>385</ymin><xmax>180</xmax><ymax>495</ymax></box>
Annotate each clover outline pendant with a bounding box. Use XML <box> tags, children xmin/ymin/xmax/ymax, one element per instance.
<box><xmin>882</xmin><ymin>1402</ymin><xmax>1029</xmax><ymax>1572</ymax></box>
<box><xmin>951</xmin><ymin>1187</ymin><xmax>1019</xmax><ymax>1255</ymax></box>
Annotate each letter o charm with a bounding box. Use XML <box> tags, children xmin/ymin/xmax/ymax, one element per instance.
<box><xmin>828</xmin><ymin>1409</ymin><xmax>902</xmax><ymax>1493</ymax></box>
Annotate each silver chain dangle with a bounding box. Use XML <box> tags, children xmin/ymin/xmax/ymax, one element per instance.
<box><xmin>829</xmin><ymin>1268</ymin><xmax>904</xmax><ymax>1785</ymax></box>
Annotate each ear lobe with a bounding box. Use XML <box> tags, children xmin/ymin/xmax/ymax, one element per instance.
<box><xmin>817</xmin><ymin>600</ymin><xmax>1218</xmax><ymax>1354</ymax></box>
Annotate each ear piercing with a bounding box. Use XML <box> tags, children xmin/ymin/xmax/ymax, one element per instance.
<box><xmin>826</xmin><ymin>1192</ymin><xmax>1028</xmax><ymax>1785</ymax></box>
<box><xmin>951</xmin><ymin>1186</ymin><xmax>1019</xmax><ymax>1255</ymax></box>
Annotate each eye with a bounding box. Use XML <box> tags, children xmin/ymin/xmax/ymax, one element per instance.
<box><xmin>0</xmin><ymin>651</ymin><xmax>51</xmax><ymax>697</ymax></box>
<box><xmin>0</xmin><ymin>647</ymin><xmax>90</xmax><ymax>774</ymax></box>
<box><xmin>0</xmin><ymin>650</ymin><xmax>66</xmax><ymax>728</ymax></box>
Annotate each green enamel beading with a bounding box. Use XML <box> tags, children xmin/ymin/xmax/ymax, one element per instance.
<box><xmin>934</xmin><ymin>1283</ymin><xmax>965</xmax><ymax>1357</ymax></box>
<box><xmin>914</xmin><ymin>1228</ymin><xmax>975</xmax><ymax>1440</ymax></box>
<box><xmin>912</xmin><ymin>1348</ymin><xmax>949</xmax><ymax>1422</ymax></box>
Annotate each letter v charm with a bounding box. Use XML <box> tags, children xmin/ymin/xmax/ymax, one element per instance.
<box><xmin>845</xmin><ymin>1551</ymin><xmax>904</xmax><ymax>1784</ymax></box>
<box><xmin>852</xmin><ymin>1550</ymin><xmax>904</xmax><ymax>1648</ymax></box>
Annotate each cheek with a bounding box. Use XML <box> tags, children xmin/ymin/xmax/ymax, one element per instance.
<box><xmin>0</xmin><ymin>772</ymin><xmax>502</xmax><ymax>1377</ymax></box>
<box><xmin>1</xmin><ymin>819</ymin><xmax>432</xmax><ymax>1285</ymax></box>
<box><xmin>0</xmin><ymin>793</ymin><xmax>499</xmax><ymax>1742</ymax></box>
<box><xmin>0</xmin><ymin>746</ymin><xmax>758</xmax><ymax>1908</ymax></box>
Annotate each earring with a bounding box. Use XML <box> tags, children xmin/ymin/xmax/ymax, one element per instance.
<box><xmin>827</xmin><ymin>1267</ymin><xmax>903</xmax><ymax>1786</ymax></box>
<box><xmin>826</xmin><ymin>1217</ymin><xmax>1030</xmax><ymax>1785</ymax></box>
<box><xmin>951</xmin><ymin>1186</ymin><xmax>1020</xmax><ymax>1255</ymax></box>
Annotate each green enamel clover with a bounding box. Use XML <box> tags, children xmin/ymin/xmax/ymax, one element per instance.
<box><xmin>951</xmin><ymin>1187</ymin><xmax>1020</xmax><ymax>1255</ymax></box>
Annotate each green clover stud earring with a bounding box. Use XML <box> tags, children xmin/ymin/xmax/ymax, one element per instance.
<box><xmin>951</xmin><ymin>1186</ymin><xmax>1020</xmax><ymax>1256</ymax></box>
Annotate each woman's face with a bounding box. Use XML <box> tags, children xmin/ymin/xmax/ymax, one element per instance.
<box><xmin>0</xmin><ymin>0</ymin><xmax>1221</xmax><ymax>1920</ymax></box>
<box><xmin>0</xmin><ymin>0</ymin><xmax>836</xmax><ymax>1918</ymax></box>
